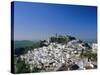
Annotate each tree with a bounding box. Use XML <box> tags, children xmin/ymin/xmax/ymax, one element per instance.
<box><xmin>68</xmin><ymin>36</ymin><xmax>76</xmax><ymax>41</ymax></box>
<box><xmin>49</xmin><ymin>36</ymin><xmax>57</xmax><ymax>43</ymax></box>
<box><xmin>82</xmin><ymin>43</ymin><xmax>91</xmax><ymax>49</ymax></box>
<box><xmin>15</xmin><ymin>47</ymin><xmax>26</xmax><ymax>56</ymax></box>
<box><xmin>40</xmin><ymin>40</ymin><xmax>48</xmax><ymax>47</ymax></box>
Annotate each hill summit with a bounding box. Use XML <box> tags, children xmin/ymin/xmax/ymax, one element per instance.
<box><xmin>15</xmin><ymin>34</ymin><xmax>97</xmax><ymax>73</ymax></box>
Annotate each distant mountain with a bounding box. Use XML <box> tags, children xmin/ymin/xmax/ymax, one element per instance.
<box><xmin>14</xmin><ymin>40</ymin><xmax>36</xmax><ymax>49</ymax></box>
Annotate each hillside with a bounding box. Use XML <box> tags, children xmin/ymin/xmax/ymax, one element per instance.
<box><xmin>14</xmin><ymin>40</ymin><xmax>36</xmax><ymax>48</ymax></box>
<box><xmin>14</xmin><ymin>35</ymin><xmax>97</xmax><ymax>73</ymax></box>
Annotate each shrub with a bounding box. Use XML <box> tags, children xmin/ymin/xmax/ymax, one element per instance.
<box><xmin>16</xmin><ymin>58</ymin><xmax>30</xmax><ymax>73</ymax></box>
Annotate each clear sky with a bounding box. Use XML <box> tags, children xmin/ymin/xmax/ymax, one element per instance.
<box><xmin>13</xmin><ymin>1</ymin><xmax>97</xmax><ymax>41</ymax></box>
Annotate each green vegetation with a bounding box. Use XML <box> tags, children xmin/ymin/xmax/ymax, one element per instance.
<box><xmin>32</xmin><ymin>67</ymin><xmax>41</xmax><ymax>72</ymax></box>
<box><xmin>15</xmin><ymin>57</ymin><xmax>42</xmax><ymax>73</ymax></box>
<box><xmin>80</xmin><ymin>51</ymin><xmax>97</xmax><ymax>61</ymax></box>
<box><xmin>82</xmin><ymin>43</ymin><xmax>91</xmax><ymax>49</ymax></box>
<box><xmin>49</xmin><ymin>34</ymin><xmax>76</xmax><ymax>44</ymax></box>
<box><xmin>14</xmin><ymin>41</ymin><xmax>42</xmax><ymax>56</ymax></box>
<box><xmin>15</xmin><ymin>58</ymin><xmax>30</xmax><ymax>73</ymax></box>
<box><xmin>39</xmin><ymin>40</ymin><xmax>48</xmax><ymax>47</ymax></box>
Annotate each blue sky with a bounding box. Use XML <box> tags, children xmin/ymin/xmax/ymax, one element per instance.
<box><xmin>13</xmin><ymin>1</ymin><xmax>97</xmax><ymax>41</ymax></box>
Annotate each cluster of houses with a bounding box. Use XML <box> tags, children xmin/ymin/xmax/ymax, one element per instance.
<box><xmin>92</xmin><ymin>43</ymin><xmax>97</xmax><ymax>53</ymax></box>
<box><xmin>19</xmin><ymin>39</ymin><xmax>97</xmax><ymax>72</ymax></box>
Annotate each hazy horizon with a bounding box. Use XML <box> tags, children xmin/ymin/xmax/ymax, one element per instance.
<box><xmin>13</xmin><ymin>2</ymin><xmax>97</xmax><ymax>41</ymax></box>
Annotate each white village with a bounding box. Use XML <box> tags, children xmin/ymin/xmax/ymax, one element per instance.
<box><xmin>15</xmin><ymin>35</ymin><xmax>97</xmax><ymax>73</ymax></box>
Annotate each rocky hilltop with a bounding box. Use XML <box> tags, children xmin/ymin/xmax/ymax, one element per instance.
<box><xmin>15</xmin><ymin>35</ymin><xmax>97</xmax><ymax>73</ymax></box>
